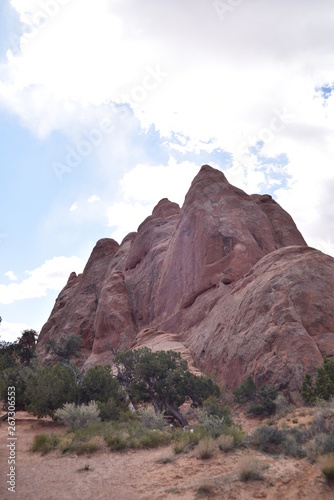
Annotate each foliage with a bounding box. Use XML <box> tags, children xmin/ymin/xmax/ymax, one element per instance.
<box><xmin>202</xmin><ymin>395</ymin><xmax>232</xmax><ymax>426</ymax></box>
<box><xmin>233</xmin><ymin>375</ymin><xmax>278</xmax><ymax>416</ymax></box>
<box><xmin>233</xmin><ymin>375</ymin><xmax>257</xmax><ymax>404</ymax></box>
<box><xmin>196</xmin><ymin>438</ymin><xmax>215</xmax><ymax>459</ymax></box>
<box><xmin>54</xmin><ymin>402</ymin><xmax>101</xmax><ymax>429</ymax></box>
<box><xmin>0</xmin><ymin>364</ymin><xmax>34</xmax><ymax>408</ymax></box>
<box><xmin>138</xmin><ymin>406</ymin><xmax>166</xmax><ymax>430</ymax></box>
<box><xmin>198</xmin><ymin>410</ymin><xmax>225</xmax><ymax>438</ymax></box>
<box><xmin>46</xmin><ymin>333</ymin><xmax>82</xmax><ymax>361</ymax></box>
<box><xmin>80</xmin><ymin>365</ymin><xmax>119</xmax><ymax>404</ymax></box>
<box><xmin>251</xmin><ymin>425</ymin><xmax>284</xmax><ymax>452</ymax></box>
<box><xmin>114</xmin><ymin>348</ymin><xmax>220</xmax><ymax>426</ymax></box>
<box><xmin>25</xmin><ymin>363</ymin><xmax>78</xmax><ymax>417</ymax></box>
<box><xmin>302</xmin><ymin>358</ymin><xmax>334</xmax><ymax>404</ymax></box>
<box><xmin>16</xmin><ymin>329</ymin><xmax>38</xmax><ymax>366</ymax></box>
<box><xmin>31</xmin><ymin>433</ymin><xmax>59</xmax><ymax>454</ymax></box>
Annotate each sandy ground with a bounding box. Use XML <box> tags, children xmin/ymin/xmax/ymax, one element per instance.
<box><xmin>0</xmin><ymin>411</ymin><xmax>333</xmax><ymax>500</ymax></box>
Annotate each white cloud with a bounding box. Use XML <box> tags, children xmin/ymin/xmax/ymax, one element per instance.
<box><xmin>0</xmin><ymin>320</ymin><xmax>31</xmax><ymax>343</ymax></box>
<box><xmin>106</xmin><ymin>158</ymin><xmax>205</xmax><ymax>242</ymax></box>
<box><xmin>1</xmin><ymin>0</ymin><xmax>334</xmax><ymax>258</ymax></box>
<box><xmin>69</xmin><ymin>202</ymin><xmax>78</xmax><ymax>212</ymax></box>
<box><xmin>88</xmin><ymin>195</ymin><xmax>100</xmax><ymax>203</ymax></box>
<box><xmin>5</xmin><ymin>271</ymin><xmax>18</xmax><ymax>282</ymax></box>
<box><xmin>0</xmin><ymin>256</ymin><xmax>85</xmax><ymax>305</ymax></box>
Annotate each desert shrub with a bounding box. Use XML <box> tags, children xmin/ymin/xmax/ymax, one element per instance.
<box><xmin>233</xmin><ymin>376</ymin><xmax>257</xmax><ymax>404</ymax></box>
<box><xmin>281</xmin><ymin>428</ymin><xmax>308</xmax><ymax>458</ymax></box>
<box><xmin>103</xmin><ymin>421</ymin><xmax>171</xmax><ymax>451</ymax></box>
<box><xmin>54</xmin><ymin>402</ymin><xmax>101</xmax><ymax>430</ymax></box>
<box><xmin>173</xmin><ymin>436</ymin><xmax>190</xmax><ymax>454</ymax></box>
<box><xmin>202</xmin><ymin>395</ymin><xmax>232</xmax><ymax>425</ymax></box>
<box><xmin>96</xmin><ymin>399</ymin><xmax>121</xmax><ymax>422</ymax></box>
<box><xmin>218</xmin><ymin>434</ymin><xmax>234</xmax><ymax>452</ymax></box>
<box><xmin>74</xmin><ymin>436</ymin><xmax>105</xmax><ymax>455</ymax></box>
<box><xmin>197</xmin><ymin>483</ymin><xmax>214</xmax><ymax>497</ymax></box>
<box><xmin>238</xmin><ymin>456</ymin><xmax>263</xmax><ymax>481</ymax></box>
<box><xmin>311</xmin><ymin>410</ymin><xmax>333</xmax><ymax>435</ymax></box>
<box><xmin>138</xmin><ymin>407</ymin><xmax>165</xmax><ymax>430</ymax></box>
<box><xmin>32</xmin><ymin>433</ymin><xmax>59</xmax><ymax>454</ymax></box>
<box><xmin>274</xmin><ymin>394</ymin><xmax>290</xmax><ymax>418</ymax></box>
<box><xmin>302</xmin><ymin>358</ymin><xmax>334</xmax><ymax>404</ymax></box>
<box><xmin>25</xmin><ymin>363</ymin><xmax>78</xmax><ymax>417</ymax></box>
<box><xmin>252</xmin><ymin>425</ymin><xmax>284</xmax><ymax>453</ymax></box>
<box><xmin>105</xmin><ymin>433</ymin><xmax>127</xmax><ymax>451</ymax></box>
<box><xmin>318</xmin><ymin>453</ymin><xmax>334</xmax><ymax>482</ymax></box>
<box><xmin>198</xmin><ymin>410</ymin><xmax>225</xmax><ymax>438</ymax></box>
<box><xmin>196</xmin><ymin>438</ymin><xmax>215</xmax><ymax>459</ymax></box>
<box><xmin>234</xmin><ymin>376</ymin><xmax>278</xmax><ymax>416</ymax></box>
<box><xmin>156</xmin><ymin>454</ymin><xmax>175</xmax><ymax>464</ymax></box>
<box><xmin>223</xmin><ymin>426</ymin><xmax>246</xmax><ymax>446</ymax></box>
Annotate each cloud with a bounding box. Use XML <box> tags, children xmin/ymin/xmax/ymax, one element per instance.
<box><xmin>69</xmin><ymin>202</ymin><xmax>78</xmax><ymax>212</ymax></box>
<box><xmin>88</xmin><ymin>195</ymin><xmax>100</xmax><ymax>203</ymax></box>
<box><xmin>106</xmin><ymin>158</ymin><xmax>210</xmax><ymax>242</ymax></box>
<box><xmin>5</xmin><ymin>271</ymin><xmax>18</xmax><ymax>281</ymax></box>
<box><xmin>0</xmin><ymin>256</ymin><xmax>85</xmax><ymax>305</ymax></box>
<box><xmin>0</xmin><ymin>320</ymin><xmax>32</xmax><ymax>343</ymax></box>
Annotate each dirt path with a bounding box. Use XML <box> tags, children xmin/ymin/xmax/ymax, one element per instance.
<box><xmin>0</xmin><ymin>412</ymin><xmax>333</xmax><ymax>499</ymax></box>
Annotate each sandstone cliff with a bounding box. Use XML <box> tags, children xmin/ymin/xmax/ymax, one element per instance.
<box><xmin>36</xmin><ymin>165</ymin><xmax>334</xmax><ymax>400</ymax></box>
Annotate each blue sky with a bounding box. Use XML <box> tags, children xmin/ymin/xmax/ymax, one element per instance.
<box><xmin>1</xmin><ymin>0</ymin><xmax>334</xmax><ymax>342</ymax></box>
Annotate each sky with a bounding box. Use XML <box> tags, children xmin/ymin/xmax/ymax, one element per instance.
<box><xmin>0</xmin><ymin>0</ymin><xmax>334</xmax><ymax>342</ymax></box>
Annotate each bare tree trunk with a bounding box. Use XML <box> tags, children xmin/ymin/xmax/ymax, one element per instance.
<box><xmin>165</xmin><ymin>402</ymin><xmax>188</xmax><ymax>428</ymax></box>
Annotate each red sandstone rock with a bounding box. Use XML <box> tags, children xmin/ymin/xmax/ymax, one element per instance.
<box><xmin>37</xmin><ymin>165</ymin><xmax>334</xmax><ymax>400</ymax></box>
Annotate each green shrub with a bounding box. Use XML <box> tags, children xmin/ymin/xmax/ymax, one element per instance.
<box><xmin>81</xmin><ymin>365</ymin><xmax>119</xmax><ymax>404</ymax></box>
<box><xmin>223</xmin><ymin>426</ymin><xmax>246</xmax><ymax>446</ymax></box>
<box><xmin>198</xmin><ymin>410</ymin><xmax>225</xmax><ymax>438</ymax></box>
<box><xmin>302</xmin><ymin>358</ymin><xmax>334</xmax><ymax>404</ymax></box>
<box><xmin>202</xmin><ymin>395</ymin><xmax>232</xmax><ymax>425</ymax></box>
<box><xmin>54</xmin><ymin>402</ymin><xmax>101</xmax><ymax>429</ymax></box>
<box><xmin>252</xmin><ymin>425</ymin><xmax>283</xmax><ymax>453</ymax></box>
<box><xmin>96</xmin><ymin>399</ymin><xmax>121</xmax><ymax>422</ymax></box>
<box><xmin>233</xmin><ymin>376</ymin><xmax>257</xmax><ymax>404</ymax></box>
<box><xmin>138</xmin><ymin>407</ymin><xmax>165</xmax><ymax>430</ymax></box>
<box><xmin>234</xmin><ymin>376</ymin><xmax>278</xmax><ymax>416</ymax></box>
<box><xmin>32</xmin><ymin>433</ymin><xmax>59</xmax><ymax>454</ymax></box>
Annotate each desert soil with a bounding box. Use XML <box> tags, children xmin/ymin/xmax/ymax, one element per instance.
<box><xmin>0</xmin><ymin>411</ymin><xmax>333</xmax><ymax>500</ymax></box>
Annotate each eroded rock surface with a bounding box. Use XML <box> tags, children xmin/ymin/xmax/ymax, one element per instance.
<box><xmin>37</xmin><ymin>165</ymin><xmax>334</xmax><ymax>399</ymax></box>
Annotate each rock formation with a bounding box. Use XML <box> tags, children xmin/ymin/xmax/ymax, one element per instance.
<box><xmin>36</xmin><ymin>165</ymin><xmax>334</xmax><ymax>400</ymax></box>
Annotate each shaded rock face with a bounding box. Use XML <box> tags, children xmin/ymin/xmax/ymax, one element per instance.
<box><xmin>37</xmin><ymin>165</ymin><xmax>334</xmax><ymax>400</ymax></box>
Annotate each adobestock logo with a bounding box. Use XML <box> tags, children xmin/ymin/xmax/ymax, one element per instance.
<box><xmin>237</xmin><ymin>107</ymin><xmax>295</xmax><ymax>157</ymax></box>
<box><xmin>20</xmin><ymin>0</ymin><xmax>72</xmax><ymax>44</ymax></box>
<box><xmin>52</xmin><ymin>65</ymin><xmax>168</xmax><ymax>182</ymax></box>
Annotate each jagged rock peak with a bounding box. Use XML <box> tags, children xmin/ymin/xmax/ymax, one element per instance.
<box><xmin>152</xmin><ymin>198</ymin><xmax>180</xmax><ymax>218</ymax></box>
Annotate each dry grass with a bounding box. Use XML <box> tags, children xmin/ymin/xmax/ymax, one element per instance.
<box><xmin>196</xmin><ymin>438</ymin><xmax>215</xmax><ymax>459</ymax></box>
<box><xmin>218</xmin><ymin>434</ymin><xmax>234</xmax><ymax>452</ymax></box>
<box><xmin>318</xmin><ymin>453</ymin><xmax>334</xmax><ymax>482</ymax></box>
<box><xmin>238</xmin><ymin>456</ymin><xmax>263</xmax><ymax>481</ymax></box>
